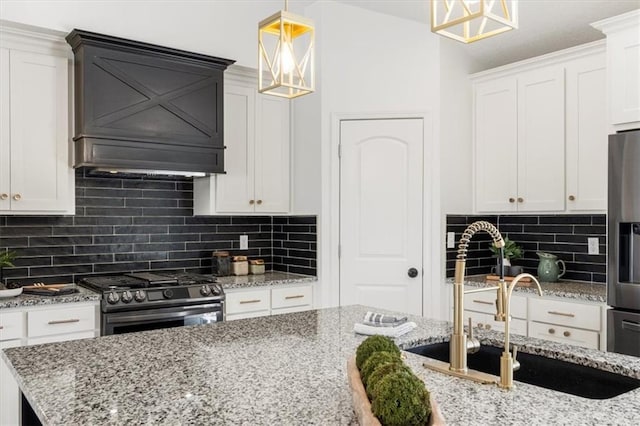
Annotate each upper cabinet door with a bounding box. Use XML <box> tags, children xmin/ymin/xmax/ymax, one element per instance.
<box><xmin>565</xmin><ymin>53</ymin><xmax>607</xmax><ymax>211</ymax></box>
<box><xmin>474</xmin><ymin>76</ymin><xmax>518</xmax><ymax>213</ymax></box>
<box><xmin>9</xmin><ymin>50</ymin><xmax>70</xmax><ymax>212</ymax></box>
<box><xmin>0</xmin><ymin>48</ymin><xmax>10</xmax><ymax>209</ymax></box>
<box><xmin>608</xmin><ymin>25</ymin><xmax>640</xmax><ymax>126</ymax></box>
<box><xmin>254</xmin><ymin>94</ymin><xmax>290</xmax><ymax>213</ymax></box>
<box><xmin>517</xmin><ymin>66</ymin><xmax>565</xmax><ymax>212</ymax></box>
<box><xmin>215</xmin><ymin>84</ymin><xmax>255</xmax><ymax>213</ymax></box>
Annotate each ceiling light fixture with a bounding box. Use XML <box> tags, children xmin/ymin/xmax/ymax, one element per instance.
<box><xmin>431</xmin><ymin>0</ymin><xmax>518</xmax><ymax>43</ymax></box>
<box><xmin>258</xmin><ymin>0</ymin><xmax>315</xmax><ymax>98</ymax></box>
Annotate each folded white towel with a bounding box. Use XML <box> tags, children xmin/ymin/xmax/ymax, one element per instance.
<box><xmin>353</xmin><ymin>321</ymin><xmax>417</xmax><ymax>338</ymax></box>
<box><xmin>363</xmin><ymin>311</ymin><xmax>408</xmax><ymax>327</ymax></box>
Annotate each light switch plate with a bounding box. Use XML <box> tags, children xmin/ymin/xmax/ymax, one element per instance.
<box><xmin>240</xmin><ymin>235</ymin><xmax>249</xmax><ymax>250</ymax></box>
<box><xmin>447</xmin><ymin>232</ymin><xmax>455</xmax><ymax>249</ymax></box>
<box><xmin>588</xmin><ymin>237</ymin><xmax>599</xmax><ymax>255</ymax></box>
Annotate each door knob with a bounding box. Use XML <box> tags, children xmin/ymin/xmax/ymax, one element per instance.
<box><xmin>407</xmin><ymin>268</ymin><xmax>418</xmax><ymax>278</ymax></box>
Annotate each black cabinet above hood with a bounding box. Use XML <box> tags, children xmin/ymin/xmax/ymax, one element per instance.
<box><xmin>66</xmin><ymin>30</ymin><xmax>235</xmax><ymax>175</ymax></box>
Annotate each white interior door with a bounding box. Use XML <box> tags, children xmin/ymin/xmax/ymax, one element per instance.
<box><xmin>339</xmin><ymin>118</ymin><xmax>423</xmax><ymax>316</ymax></box>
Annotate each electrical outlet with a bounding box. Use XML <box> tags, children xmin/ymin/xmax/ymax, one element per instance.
<box><xmin>447</xmin><ymin>232</ymin><xmax>455</xmax><ymax>249</ymax></box>
<box><xmin>240</xmin><ymin>235</ymin><xmax>249</xmax><ymax>250</ymax></box>
<box><xmin>588</xmin><ymin>237</ymin><xmax>599</xmax><ymax>255</ymax></box>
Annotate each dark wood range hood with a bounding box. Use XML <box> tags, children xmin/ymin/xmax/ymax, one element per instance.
<box><xmin>66</xmin><ymin>30</ymin><xmax>235</xmax><ymax>175</ymax></box>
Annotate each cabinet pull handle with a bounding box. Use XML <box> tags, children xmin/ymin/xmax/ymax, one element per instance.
<box><xmin>0</xmin><ymin>193</ymin><xmax>7</xmax><ymax>200</ymax></box>
<box><xmin>257</xmin><ymin>200</ymin><xmax>263</xmax><ymax>205</ymax></box>
<box><xmin>508</xmin><ymin>197</ymin><xmax>515</xmax><ymax>203</ymax></box>
<box><xmin>548</xmin><ymin>311</ymin><xmax>575</xmax><ymax>318</ymax></box>
<box><xmin>548</xmin><ymin>328</ymin><xmax>556</xmax><ymax>334</ymax></box>
<box><xmin>517</xmin><ymin>197</ymin><xmax>524</xmax><ymax>203</ymax></box>
<box><xmin>485</xmin><ymin>324</ymin><xmax>492</xmax><ymax>330</ymax></box>
<box><xmin>472</xmin><ymin>299</ymin><xmax>493</xmax><ymax>305</ymax></box>
<box><xmin>249</xmin><ymin>200</ymin><xmax>255</xmax><ymax>205</ymax></box>
<box><xmin>568</xmin><ymin>195</ymin><xmax>576</xmax><ymax>201</ymax></box>
<box><xmin>285</xmin><ymin>295</ymin><xmax>305</xmax><ymax>300</ymax></box>
<box><xmin>239</xmin><ymin>299</ymin><xmax>261</xmax><ymax>304</ymax></box>
<box><xmin>13</xmin><ymin>194</ymin><xmax>21</xmax><ymax>201</ymax></box>
<box><xmin>563</xmin><ymin>331</ymin><xmax>571</xmax><ymax>337</ymax></box>
<box><xmin>0</xmin><ymin>325</ymin><xmax>4</xmax><ymax>329</ymax></box>
<box><xmin>477</xmin><ymin>322</ymin><xmax>483</xmax><ymax>328</ymax></box>
<box><xmin>48</xmin><ymin>319</ymin><xmax>80</xmax><ymax>325</ymax></box>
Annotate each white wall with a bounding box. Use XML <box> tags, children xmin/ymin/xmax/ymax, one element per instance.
<box><xmin>440</xmin><ymin>39</ymin><xmax>476</xmax><ymax>215</ymax></box>
<box><xmin>293</xmin><ymin>1</ymin><xmax>444</xmax><ymax>319</ymax></box>
<box><xmin>0</xmin><ymin>0</ymin><xmax>299</xmax><ymax>68</ymax></box>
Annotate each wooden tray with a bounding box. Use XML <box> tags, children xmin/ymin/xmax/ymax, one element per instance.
<box><xmin>347</xmin><ymin>356</ymin><xmax>445</xmax><ymax>426</ymax></box>
<box><xmin>486</xmin><ymin>275</ymin><xmax>533</xmax><ymax>284</ymax></box>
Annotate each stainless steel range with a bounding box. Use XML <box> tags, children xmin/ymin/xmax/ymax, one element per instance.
<box><xmin>79</xmin><ymin>272</ymin><xmax>224</xmax><ymax>335</ymax></box>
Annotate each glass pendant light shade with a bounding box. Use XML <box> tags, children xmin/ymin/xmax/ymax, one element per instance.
<box><xmin>431</xmin><ymin>0</ymin><xmax>518</xmax><ymax>43</ymax></box>
<box><xmin>258</xmin><ymin>3</ymin><xmax>315</xmax><ymax>99</ymax></box>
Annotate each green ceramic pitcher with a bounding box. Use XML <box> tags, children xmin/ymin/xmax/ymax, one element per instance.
<box><xmin>536</xmin><ymin>252</ymin><xmax>566</xmax><ymax>282</ymax></box>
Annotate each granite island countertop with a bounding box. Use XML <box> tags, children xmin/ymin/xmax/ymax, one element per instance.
<box><xmin>216</xmin><ymin>271</ymin><xmax>317</xmax><ymax>290</ymax></box>
<box><xmin>3</xmin><ymin>305</ymin><xmax>639</xmax><ymax>425</ymax></box>
<box><xmin>447</xmin><ymin>274</ymin><xmax>607</xmax><ymax>303</ymax></box>
<box><xmin>0</xmin><ymin>285</ymin><xmax>101</xmax><ymax>310</ymax></box>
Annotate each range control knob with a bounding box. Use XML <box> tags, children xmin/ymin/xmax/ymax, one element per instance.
<box><xmin>134</xmin><ymin>290</ymin><xmax>146</xmax><ymax>302</ymax></box>
<box><xmin>121</xmin><ymin>290</ymin><xmax>133</xmax><ymax>303</ymax></box>
<box><xmin>107</xmin><ymin>291</ymin><xmax>120</xmax><ymax>304</ymax></box>
<box><xmin>163</xmin><ymin>289</ymin><xmax>173</xmax><ymax>299</ymax></box>
<box><xmin>200</xmin><ymin>285</ymin><xmax>211</xmax><ymax>296</ymax></box>
<box><xmin>210</xmin><ymin>285</ymin><xmax>221</xmax><ymax>296</ymax></box>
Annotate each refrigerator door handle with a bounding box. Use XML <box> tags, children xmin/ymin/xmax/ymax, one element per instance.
<box><xmin>622</xmin><ymin>320</ymin><xmax>640</xmax><ymax>333</ymax></box>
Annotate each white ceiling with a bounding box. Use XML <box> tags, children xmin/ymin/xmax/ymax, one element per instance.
<box><xmin>319</xmin><ymin>0</ymin><xmax>640</xmax><ymax>71</ymax></box>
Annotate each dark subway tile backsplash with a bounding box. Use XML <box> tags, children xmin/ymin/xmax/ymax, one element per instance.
<box><xmin>446</xmin><ymin>214</ymin><xmax>606</xmax><ymax>283</ymax></box>
<box><xmin>0</xmin><ymin>169</ymin><xmax>316</xmax><ymax>284</ymax></box>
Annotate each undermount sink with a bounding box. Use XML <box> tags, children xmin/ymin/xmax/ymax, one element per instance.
<box><xmin>407</xmin><ymin>342</ymin><xmax>640</xmax><ymax>399</ymax></box>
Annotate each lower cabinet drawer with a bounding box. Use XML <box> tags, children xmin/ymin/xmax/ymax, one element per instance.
<box><xmin>529</xmin><ymin>298</ymin><xmax>601</xmax><ymax>331</ymax></box>
<box><xmin>271</xmin><ymin>285</ymin><xmax>312</xmax><ymax>309</ymax></box>
<box><xmin>27</xmin><ymin>305</ymin><xmax>96</xmax><ymax>338</ymax></box>
<box><xmin>465</xmin><ymin>310</ymin><xmax>527</xmax><ymax>336</ymax></box>
<box><xmin>529</xmin><ymin>321</ymin><xmax>599</xmax><ymax>350</ymax></box>
<box><xmin>226</xmin><ymin>289</ymin><xmax>270</xmax><ymax>315</ymax></box>
<box><xmin>0</xmin><ymin>311</ymin><xmax>24</xmax><ymax>341</ymax></box>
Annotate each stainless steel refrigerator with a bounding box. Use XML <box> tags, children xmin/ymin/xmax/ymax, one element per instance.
<box><xmin>608</xmin><ymin>129</ymin><xmax>640</xmax><ymax>357</ymax></box>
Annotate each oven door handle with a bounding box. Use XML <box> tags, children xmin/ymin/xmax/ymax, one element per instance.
<box><xmin>106</xmin><ymin>304</ymin><xmax>222</xmax><ymax>325</ymax></box>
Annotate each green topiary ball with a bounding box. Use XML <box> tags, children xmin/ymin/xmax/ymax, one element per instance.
<box><xmin>365</xmin><ymin>361</ymin><xmax>412</xmax><ymax>399</ymax></box>
<box><xmin>360</xmin><ymin>351</ymin><xmax>402</xmax><ymax>386</ymax></box>
<box><xmin>355</xmin><ymin>335</ymin><xmax>400</xmax><ymax>370</ymax></box>
<box><xmin>371</xmin><ymin>370</ymin><xmax>432</xmax><ymax>426</ymax></box>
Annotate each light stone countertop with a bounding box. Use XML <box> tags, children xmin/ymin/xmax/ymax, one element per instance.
<box><xmin>3</xmin><ymin>305</ymin><xmax>639</xmax><ymax>425</ymax></box>
<box><xmin>0</xmin><ymin>285</ymin><xmax>100</xmax><ymax>310</ymax></box>
<box><xmin>447</xmin><ymin>275</ymin><xmax>607</xmax><ymax>303</ymax></box>
<box><xmin>216</xmin><ymin>271</ymin><xmax>317</xmax><ymax>289</ymax></box>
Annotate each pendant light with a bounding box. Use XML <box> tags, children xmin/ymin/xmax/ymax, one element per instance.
<box><xmin>258</xmin><ymin>0</ymin><xmax>315</xmax><ymax>98</ymax></box>
<box><xmin>431</xmin><ymin>0</ymin><xmax>518</xmax><ymax>43</ymax></box>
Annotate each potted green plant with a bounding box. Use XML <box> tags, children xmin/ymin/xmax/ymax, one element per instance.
<box><xmin>489</xmin><ymin>238</ymin><xmax>524</xmax><ymax>276</ymax></box>
<box><xmin>0</xmin><ymin>250</ymin><xmax>17</xmax><ymax>286</ymax></box>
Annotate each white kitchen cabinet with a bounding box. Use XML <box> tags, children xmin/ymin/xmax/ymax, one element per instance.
<box><xmin>0</xmin><ymin>22</ymin><xmax>75</xmax><ymax>215</ymax></box>
<box><xmin>473</xmin><ymin>42</ymin><xmax>608</xmax><ymax>214</ymax></box>
<box><xmin>194</xmin><ymin>68</ymin><xmax>290</xmax><ymax>215</ymax></box>
<box><xmin>225</xmin><ymin>283</ymin><xmax>313</xmax><ymax>320</ymax></box>
<box><xmin>565</xmin><ymin>51</ymin><xmax>608</xmax><ymax>211</ymax></box>
<box><xmin>0</xmin><ymin>302</ymin><xmax>99</xmax><ymax>423</ymax></box>
<box><xmin>528</xmin><ymin>297</ymin><xmax>603</xmax><ymax>350</ymax></box>
<box><xmin>474</xmin><ymin>66</ymin><xmax>564</xmax><ymax>213</ymax></box>
<box><xmin>592</xmin><ymin>10</ymin><xmax>640</xmax><ymax>130</ymax></box>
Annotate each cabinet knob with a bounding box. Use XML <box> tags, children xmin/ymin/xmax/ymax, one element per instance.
<box><xmin>548</xmin><ymin>328</ymin><xmax>556</xmax><ymax>334</ymax></box>
<box><xmin>568</xmin><ymin>195</ymin><xmax>575</xmax><ymax>201</ymax></box>
<box><xmin>249</xmin><ymin>200</ymin><xmax>255</xmax><ymax>205</ymax></box>
<box><xmin>517</xmin><ymin>197</ymin><xmax>524</xmax><ymax>203</ymax></box>
<box><xmin>257</xmin><ymin>200</ymin><xmax>263</xmax><ymax>205</ymax></box>
<box><xmin>13</xmin><ymin>194</ymin><xmax>21</xmax><ymax>201</ymax></box>
<box><xmin>563</xmin><ymin>331</ymin><xmax>571</xmax><ymax>337</ymax></box>
<box><xmin>477</xmin><ymin>322</ymin><xmax>483</xmax><ymax>328</ymax></box>
<box><xmin>0</xmin><ymin>193</ymin><xmax>7</xmax><ymax>200</ymax></box>
<box><xmin>508</xmin><ymin>197</ymin><xmax>515</xmax><ymax>203</ymax></box>
<box><xmin>485</xmin><ymin>324</ymin><xmax>492</xmax><ymax>330</ymax></box>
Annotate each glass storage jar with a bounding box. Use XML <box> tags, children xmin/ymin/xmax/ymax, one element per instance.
<box><xmin>232</xmin><ymin>256</ymin><xmax>249</xmax><ymax>276</ymax></box>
